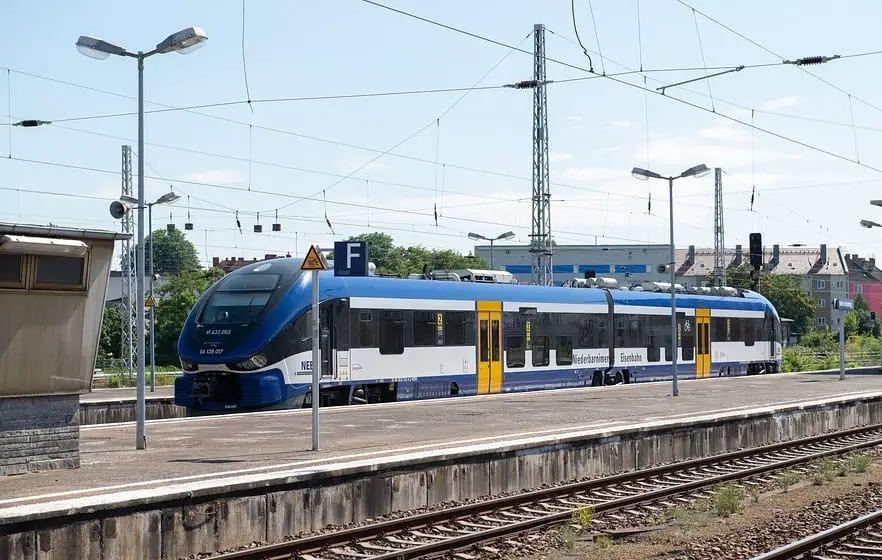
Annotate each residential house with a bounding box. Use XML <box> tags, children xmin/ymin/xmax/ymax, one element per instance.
<box><xmin>211</xmin><ymin>253</ymin><xmax>289</xmax><ymax>274</ymax></box>
<box><xmin>844</xmin><ymin>253</ymin><xmax>882</xmax><ymax>314</ymax></box>
<box><xmin>675</xmin><ymin>243</ymin><xmax>848</xmax><ymax>330</ymax></box>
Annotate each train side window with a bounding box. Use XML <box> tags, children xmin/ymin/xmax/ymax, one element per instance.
<box><xmin>712</xmin><ymin>317</ymin><xmax>727</xmax><ymax>342</ymax></box>
<box><xmin>615</xmin><ymin>316</ymin><xmax>626</xmax><ymax>347</ymax></box>
<box><xmin>412</xmin><ymin>310</ymin><xmax>436</xmax><ymax>346</ymax></box>
<box><xmin>355</xmin><ymin>310</ymin><xmax>374</xmax><ymax>348</ymax></box>
<box><xmin>334</xmin><ymin>301</ymin><xmax>350</xmax><ymax>351</ymax></box>
<box><xmin>379</xmin><ymin>310</ymin><xmax>404</xmax><ymax>355</ymax></box>
<box><xmin>647</xmin><ymin>315</ymin><xmax>666</xmax><ymax>362</ymax></box>
<box><xmin>444</xmin><ymin>311</ymin><xmax>471</xmax><ymax>346</ymax></box>
<box><xmin>557</xmin><ymin>335</ymin><xmax>573</xmax><ymax>365</ymax></box>
<box><xmin>490</xmin><ymin>319</ymin><xmax>500</xmax><ymax>361</ymax></box>
<box><xmin>745</xmin><ymin>318</ymin><xmax>756</xmax><ymax>346</ymax></box>
<box><xmin>532</xmin><ymin>335</ymin><xmax>549</xmax><ymax>367</ymax></box>
<box><xmin>729</xmin><ymin>318</ymin><xmax>742</xmax><ymax>341</ymax></box>
<box><xmin>578</xmin><ymin>318</ymin><xmax>596</xmax><ymax>349</ymax></box>
<box><xmin>506</xmin><ymin>336</ymin><xmax>525</xmax><ymax>368</ymax></box>
<box><xmin>597</xmin><ymin>319</ymin><xmax>608</xmax><ymax>348</ymax></box>
<box><xmin>627</xmin><ymin>316</ymin><xmax>645</xmax><ymax>347</ymax></box>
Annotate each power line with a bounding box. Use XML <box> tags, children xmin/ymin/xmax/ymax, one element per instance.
<box><xmin>673</xmin><ymin>0</ymin><xmax>882</xmax><ymax>117</ymax></box>
<box><xmin>364</xmin><ymin>2</ymin><xmax>882</xmax><ymax>176</ymax></box>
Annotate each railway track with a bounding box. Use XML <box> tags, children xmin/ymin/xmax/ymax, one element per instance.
<box><xmin>213</xmin><ymin>424</ymin><xmax>882</xmax><ymax>560</ymax></box>
<box><xmin>751</xmin><ymin>508</ymin><xmax>882</xmax><ymax>560</ymax></box>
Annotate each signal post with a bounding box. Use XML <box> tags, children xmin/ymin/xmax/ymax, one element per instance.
<box><xmin>833</xmin><ymin>298</ymin><xmax>853</xmax><ymax>381</ymax></box>
<box><xmin>300</xmin><ymin>245</ymin><xmax>329</xmax><ymax>451</ymax></box>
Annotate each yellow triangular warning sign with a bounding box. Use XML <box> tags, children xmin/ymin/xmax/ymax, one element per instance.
<box><xmin>145</xmin><ymin>295</ymin><xmax>157</xmax><ymax>308</ymax></box>
<box><xmin>301</xmin><ymin>245</ymin><xmax>329</xmax><ymax>271</ymax></box>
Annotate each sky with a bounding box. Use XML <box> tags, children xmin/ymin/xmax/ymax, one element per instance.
<box><xmin>3</xmin><ymin>0</ymin><xmax>882</xmax><ymax>270</ymax></box>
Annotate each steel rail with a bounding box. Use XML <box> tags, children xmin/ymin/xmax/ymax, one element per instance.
<box><xmin>212</xmin><ymin>423</ymin><xmax>882</xmax><ymax>560</ymax></box>
<box><xmin>751</xmin><ymin>508</ymin><xmax>882</xmax><ymax>560</ymax></box>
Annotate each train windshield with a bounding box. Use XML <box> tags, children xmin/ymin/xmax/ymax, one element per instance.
<box><xmin>200</xmin><ymin>273</ymin><xmax>282</xmax><ymax>324</ymax></box>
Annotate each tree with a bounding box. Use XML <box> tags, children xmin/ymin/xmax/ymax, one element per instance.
<box><xmin>333</xmin><ymin>233</ymin><xmax>487</xmax><ymax>277</ymax></box>
<box><xmin>849</xmin><ymin>294</ymin><xmax>879</xmax><ymax>337</ymax></box>
<box><xmin>153</xmin><ymin>268</ymin><xmax>225</xmax><ymax>365</ymax></box>
<box><xmin>725</xmin><ymin>264</ymin><xmax>816</xmax><ymax>334</ymax></box>
<box><xmin>98</xmin><ymin>304</ymin><xmax>122</xmax><ymax>360</ymax></box>
<box><xmin>134</xmin><ymin>228</ymin><xmax>201</xmax><ymax>276</ymax></box>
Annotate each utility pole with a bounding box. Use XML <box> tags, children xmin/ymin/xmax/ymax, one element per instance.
<box><xmin>120</xmin><ymin>145</ymin><xmax>136</xmax><ymax>380</ymax></box>
<box><xmin>713</xmin><ymin>167</ymin><xmax>725</xmax><ymax>286</ymax></box>
<box><xmin>530</xmin><ymin>23</ymin><xmax>553</xmax><ymax>286</ymax></box>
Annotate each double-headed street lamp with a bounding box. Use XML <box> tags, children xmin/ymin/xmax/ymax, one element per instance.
<box><xmin>630</xmin><ymin>163</ymin><xmax>711</xmax><ymax>397</ymax></box>
<box><xmin>77</xmin><ymin>27</ymin><xmax>207</xmax><ymax>450</ymax></box>
<box><xmin>121</xmin><ymin>191</ymin><xmax>181</xmax><ymax>394</ymax></box>
<box><xmin>467</xmin><ymin>231</ymin><xmax>516</xmax><ymax>270</ymax></box>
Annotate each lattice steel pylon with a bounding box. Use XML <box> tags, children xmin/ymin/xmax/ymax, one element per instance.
<box><xmin>713</xmin><ymin>167</ymin><xmax>726</xmax><ymax>286</ymax></box>
<box><xmin>530</xmin><ymin>23</ymin><xmax>553</xmax><ymax>286</ymax></box>
<box><xmin>120</xmin><ymin>145</ymin><xmax>137</xmax><ymax>378</ymax></box>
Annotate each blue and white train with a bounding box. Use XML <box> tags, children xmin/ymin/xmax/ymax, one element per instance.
<box><xmin>175</xmin><ymin>258</ymin><xmax>783</xmax><ymax>412</ymax></box>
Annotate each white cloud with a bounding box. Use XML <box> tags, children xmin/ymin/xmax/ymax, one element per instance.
<box><xmin>564</xmin><ymin>115</ymin><xmax>583</xmax><ymax>122</ymax></box>
<box><xmin>185</xmin><ymin>169</ymin><xmax>245</xmax><ymax>185</ymax></box>
<box><xmin>762</xmin><ymin>96</ymin><xmax>799</xmax><ymax>111</ymax></box>
<box><xmin>550</xmin><ymin>151</ymin><xmax>574</xmax><ymax>163</ymax></box>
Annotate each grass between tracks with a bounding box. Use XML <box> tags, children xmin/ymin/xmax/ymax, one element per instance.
<box><xmin>525</xmin><ymin>451</ymin><xmax>881</xmax><ymax>560</ymax></box>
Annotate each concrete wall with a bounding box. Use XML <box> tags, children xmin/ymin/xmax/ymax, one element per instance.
<box><xmin>78</xmin><ymin>398</ymin><xmax>185</xmax><ymax>425</ymax></box>
<box><xmin>2</xmin><ymin>393</ymin><xmax>881</xmax><ymax>559</ymax></box>
<box><xmin>0</xmin><ymin>395</ymin><xmax>79</xmax><ymax>476</ymax></box>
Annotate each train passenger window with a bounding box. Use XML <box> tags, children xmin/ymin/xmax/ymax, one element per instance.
<box><xmin>712</xmin><ymin>317</ymin><xmax>728</xmax><ymax>342</ymax></box>
<box><xmin>729</xmin><ymin>318</ymin><xmax>742</xmax><ymax>341</ymax></box>
<box><xmin>579</xmin><ymin>319</ymin><xmax>596</xmax><ymax>349</ymax></box>
<box><xmin>557</xmin><ymin>336</ymin><xmax>573</xmax><ymax>366</ymax></box>
<box><xmin>597</xmin><ymin>320</ymin><xmax>608</xmax><ymax>348</ymax></box>
<box><xmin>444</xmin><ymin>312</ymin><xmax>471</xmax><ymax>346</ymax></box>
<box><xmin>491</xmin><ymin>320</ymin><xmax>500</xmax><ymax>362</ymax></box>
<box><xmin>479</xmin><ymin>320</ymin><xmax>489</xmax><ymax>362</ymax></box>
<box><xmin>506</xmin><ymin>336</ymin><xmax>525</xmax><ymax>368</ymax></box>
<box><xmin>379</xmin><ymin>310</ymin><xmax>405</xmax><ymax>355</ymax></box>
<box><xmin>532</xmin><ymin>335</ymin><xmax>549</xmax><ymax>367</ymax></box>
<box><xmin>745</xmin><ymin>318</ymin><xmax>756</xmax><ymax>346</ymax></box>
<box><xmin>357</xmin><ymin>311</ymin><xmax>374</xmax><ymax>347</ymax></box>
<box><xmin>412</xmin><ymin>310</ymin><xmax>436</xmax><ymax>346</ymax></box>
<box><xmin>627</xmin><ymin>317</ymin><xmax>645</xmax><ymax>347</ymax></box>
<box><xmin>615</xmin><ymin>317</ymin><xmax>626</xmax><ymax>347</ymax></box>
<box><xmin>334</xmin><ymin>301</ymin><xmax>350</xmax><ymax>351</ymax></box>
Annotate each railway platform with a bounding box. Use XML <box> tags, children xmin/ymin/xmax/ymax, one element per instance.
<box><xmin>3</xmin><ymin>372</ymin><xmax>882</xmax><ymax>559</ymax></box>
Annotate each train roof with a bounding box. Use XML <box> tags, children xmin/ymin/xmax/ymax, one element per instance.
<box><xmin>312</xmin><ymin>272</ymin><xmax>772</xmax><ymax>312</ymax></box>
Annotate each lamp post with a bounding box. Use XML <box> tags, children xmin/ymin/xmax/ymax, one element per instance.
<box><xmin>467</xmin><ymin>231</ymin><xmax>515</xmax><ymax>270</ymax></box>
<box><xmin>630</xmin><ymin>163</ymin><xmax>710</xmax><ymax>397</ymax></box>
<box><xmin>122</xmin><ymin>191</ymin><xmax>180</xmax><ymax>393</ymax></box>
<box><xmin>77</xmin><ymin>27</ymin><xmax>207</xmax><ymax>450</ymax></box>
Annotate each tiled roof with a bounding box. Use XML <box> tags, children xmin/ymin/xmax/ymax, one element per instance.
<box><xmin>675</xmin><ymin>244</ymin><xmax>847</xmax><ymax>277</ymax></box>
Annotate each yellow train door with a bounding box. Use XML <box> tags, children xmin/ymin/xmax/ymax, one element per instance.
<box><xmin>696</xmin><ymin>308</ymin><xmax>711</xmax><ymax>378</ymax></box>
<box><xmin>476</xmin><ymin>301</ymin><xmax>503</xmax><ymax>394</ymax></box>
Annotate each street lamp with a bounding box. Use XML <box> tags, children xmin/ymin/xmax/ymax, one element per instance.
<box><xmin>77</xmin><ymin>27</ymin><xmax>207</xmax><ymax>450</ymax></box>
<box><xmin>468</xmin><ymin>231</ymin><xmax>515</xmax><ymax>270</ymax></box>
<box><xmin>631</xmin><ymin>163</ymin><xmax>710</xmax><ymax>397</ymax></box>
<box><xmin>860</xmin><ymin>219</ymin><xmax>882</xmax><ymax>229</ymax></box>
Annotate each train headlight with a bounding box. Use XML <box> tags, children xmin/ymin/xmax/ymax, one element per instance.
<box><xmin>180</xmin><ymin>358</ymin><xmax>198</xmax><ymax>372</ymax></box>
<box><xmin>232</xmin><ymin>353</ymin><xmax>268</xmax><ymax>371</ymax></box>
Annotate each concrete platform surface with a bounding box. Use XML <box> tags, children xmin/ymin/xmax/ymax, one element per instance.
<box><xmin>3</xmin><ymin>373</ymin><xmax>881</xmax><ymax>508</ymax></box>
<box><xmin>82</xmin><ymin>386</ymin><xmax>174</xmax><ymax>403</ymax></box>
